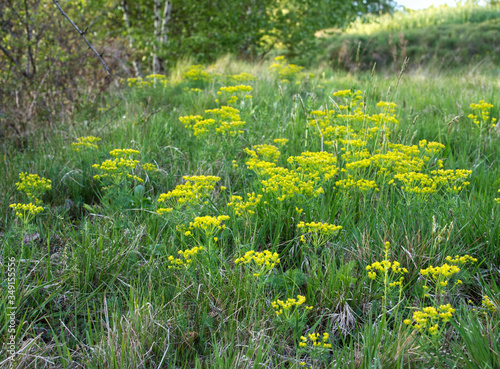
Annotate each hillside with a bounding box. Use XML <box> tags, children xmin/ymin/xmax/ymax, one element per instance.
<box><xmin>316</xmin><ymin>4</ymin><xmax>500</xmax><ymax>71</ymax></box>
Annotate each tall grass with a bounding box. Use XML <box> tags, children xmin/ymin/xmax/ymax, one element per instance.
<box><xmin>345</xmin><ymin>2</ymin><xmax>500</xmax><ymax>35</ymax></box>
<box><xmin>1</xmin><ymin>58</ymin><xmax>499</xmax><ymax>368</ymax></box>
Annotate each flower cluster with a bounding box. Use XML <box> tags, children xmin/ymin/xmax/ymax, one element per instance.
<box><xmin>481</xmin><ymin>295</ymin><xmax>497</xmax><ymax>313</ymax></box>
<box><xmin>216</xmin><ymin>85</ymin><xmax>253</xmax><ymax>105</ymax></box>
<box><xmin>234</xmin><ymin>250</ymin><xmax>280</xmax><ymax>277</ymax></box>
<box><xmin>180</xmin><ymin>106</ymin><xmax>245</xmax><ymax>137</ymax></box>
<box><xmin>168</xmin><ymin>246</ymin><xmax>204</xmax><ymax>269</ymax></box>
<box><xmin>71</xmin><ymin>136</ymin><xmax>101</xmax><ymax>151</ymax></box>
<box><xmin>269</xmin><ymin>56</ymin><xmax>307</xmax><ymax>82</ymax></box>
<box><xmin>287</xmin><ymin>151</ymin><xmax>338</xmax><ymax>181</ymax></box>
<box><xmin>15</xmin><ymin>172</ymin><xmax>52</xmax><ymax>205</ymax></box>
<box><xmin>229</xmin><ymin>72</ymin><xmax>256</xmax><ymax>83</ymax></box>
<box><xmin>92</xmin><ymin>149</ymin><xmax>144</xmax><ymax>184</ymax></box>
<box><xmin>404</xmin><ymin>304</ymin><xmax>456</xmax><ymax>335</ymax></box>
<box><xmin>271</xmin><ymin>295</ymin><xmax>313</xmax><ymax>317</ymax></box>
<box><xmin>468</xmin><ymin>100</ymin><xmax>496</xmax><ymax>129</ymax></box>
<box><xmin>299</xmin><ymin>332</ymin><xmax>331</xmax><ymax>349</ymax></box>
<box><xmin>297</xmin><ymin>221</ymin><xmax>342</xmax><ymax>248</ymax></box>
<box><xmin>157</xmin><ymin>175</ymin><xmax>220</xmax><ymax>212</ymax></box>
<box><xmin>273</xmin><ymin>138</ymin><xmax>289</xmax><ymax>145</ymax></box>
<box><xmin>227</xmin><ymin>193</ymin><xmax>262</xmax><ymax>217</ymax></box>
<box><xmin>182</xmin><ymin>65</ymin><xmax>213</xmax><ymax>83</ymax></box>
<box><xmin>186</xmin><ymin>215</ymin><xmax>230</xmax><ymax>242</ymax></box>
<box><xmin>366</xmin><ymin>259</ymin><xmax>408</xmax><ymax>283</ymax></box>
<box><xmin>420</xmin><ymin>255</ymin><xmax>476</xmax><ymax>297</ymax></box>
<box><xmin>10</xmin><ymin>202</ymin><xmax>44</xmax><ymax>223</ymax></box>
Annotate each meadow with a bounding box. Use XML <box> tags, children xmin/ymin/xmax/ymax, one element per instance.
<box><xmin>1</xmin><ymin>54</ymin><xmax>499</xmax><ymax>368</ymax></box>
<box><xmin>317</xmin><ymin>2</ymin><xmax>500</xmax><ymax>71</ymax></box>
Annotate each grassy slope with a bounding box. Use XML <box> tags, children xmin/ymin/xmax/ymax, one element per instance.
<box><xmin>1</xmin><ymin>57</ymin><xmax>500</xmax><ymax>368</ymax></box>
<box><xmin>316</xmin><ymin>4</ymin><xmax>500</xmax><ymax>71</ymax></box>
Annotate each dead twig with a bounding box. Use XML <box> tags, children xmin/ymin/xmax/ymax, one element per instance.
<box><xmin>52</xmin><ymin>0</ymin><xmax>111</xmax><ymax>76</ymax></box>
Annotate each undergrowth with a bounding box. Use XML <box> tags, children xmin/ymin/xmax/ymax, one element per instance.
<box><xmin>1</xmin><ymin>57</ymin><xmax>499</xmax><ymax>368</ymax></box>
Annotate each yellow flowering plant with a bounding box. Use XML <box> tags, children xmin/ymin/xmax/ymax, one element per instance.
<box><xmin>92</xmin><ymin>149</ymin><xmax>157</xmax><ymax>208</ymax></box>
<box><xmin>71</xmin><ymin>136</ymin><xmax>101</xmax><ymax>152</ymax></box>
<box><xmin>234</xmin><ymin>249</ymin><xmax>280</xmax><ymax>277</ymax></box>
<box><xmin>10</xmin><ymin>202</ymin><xmax>44</xmax><ymax>226</ymax></box>
<box><xmin>366</xmin><ymin>242</ymin><xmax>408</xmax><ymax>314</ymax></box>
<box><xmin>185</xmin><ymin>215</ymin><xmax>230</xmax><ymax>248</ymax></box>
<box><xmin>14</xmin><ymin>172</ymin><xmax>52</xmax><ymax>205</ymax></box>
<box><xmin>404</xmin><ymin>304</ymin><xmax>456</xmax><ymax>339</ymax></box>
<box><xmin>420</xmin><ymin>255</ymin><xmax>477</xmax><ymax>301</ymax></box>
<box><xmin>10</xmin><ymin>172</ymin><xmax>51</xmax><ymax>240</ymax></box>
<box><xmin>297</xmin><ymin>332</ymin><xmax>332</xmax><ymax>366</ymax></box>
<box><xmin>216</xmin><ymin>85</ymin><xmax>253</xmax><ymax>105</ymax></box>
<box><xmin>468</xmin><ymin>100</ymin><xmax>496</xmax><ymax>132</ymax></box>
<box><xmin>157</xmin><ymin>175</ymin><xmax>220</xmax><ymax>214</ymax></box>
<box><xmin>269</xmin><ymin>56</ymin><xmax>308</xmax><ymax>83</ymax></box>
<box><xmin>297</xmin><ymin>221</ymin><xmax>342</xmax><ymax>250</ymax></box>
<box><xmin>271</xmin><ymin>295</ymin><xmax>313</xmax><ymax>334</ymax></box>
<box><xmin>167</xmin><ymin>246</ymin><xmax>205</xmax><ymax>270</ymax></box>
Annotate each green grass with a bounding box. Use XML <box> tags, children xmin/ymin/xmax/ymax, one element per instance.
<box><xmin>315</xmin><ymin>3</ymin><xmax>500</xmax><ymax>71</ymax></box>
<box><xmin>346</xmin><ymin>3</ymin><xmax>500</xmax><ymax>35</ymax></box>
<box><xmin>1</xmin><ymin>57</ymin><xmax>500</xmax><ymax>368</ymax></box>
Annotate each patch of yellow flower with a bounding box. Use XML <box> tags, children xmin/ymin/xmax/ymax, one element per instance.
<box><xmin>15</xmin><ymin>172</ymin><xmax>52</xmax><ymax>205</ymax></box>
<box><xmin>234</xmin><ymin>249</ymin><xmax>280</xmax><ymax>277</ymax></box>
<box><xmin>72</xmin><ymin>136</ymin><xmax>101</xmax><ymax>151</ymax></box>
<box><xmin>271</xmin><ymin>295</ymin><xmax>313</xmax><ymax>318</ymax></box>
<box><xmin>468</xmin><ymin>100</ymin><xmax>496</xmax><ymax>128</ymax></box>
<box><xmin>228</xmin><ymin>192</ymin><xmax>262</xmax><ymax>217</ymax></box>
<box><xmin>299</xmin><ymin>332</ymin><xmax>331</xmax><ymax>349</ymax></box>
<box><xmin>168</xmin><ymin>246</ymin><xmax>204</xmax><ymax>269</ymax></box>
<box><xmin>404</xmin><ymin>304</ymin><xmax>456</xmax><ymax>335</ymax></box>
<box><xmin>157</xmin><ymin>175</ymin><xmax>219</xmax><ymax>212</ymax></box>
<box><xmin>10</xmin><ymin>202</ymin><xmax>44</xmax><ymax>222</ymax></box>
<box><xmin>180</xmin><ymin>106</ymin><xmax>245</xmax><ymax>137</ymax></box>
<box><xmin>269</xmin><ymin>56</ymin><xmax>307</xmax><ymax>82</ymax></box>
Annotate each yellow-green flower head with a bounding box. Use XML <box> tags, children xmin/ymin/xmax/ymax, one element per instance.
<box><xmin>182</xmin><ymin>65</ymin><xmax>212</xmax><ymax>82</ymax></box>
<box><xmin>273</xmin><ymin>138</ymin><xmax>289</xmax><ymax>145</ymax></box>
<box><xmin>189</xmin><ymin>215</ymin><xmax>230</xmax><ymax>232</ymax></box>
<box><xmin>287</xmin><ymin>151</ymin><xmax>338</xmax><ymax>181</ymax></box>
<box><xmin>109</xmin><ymin>148</ymin><xmax>141</xmax><ymax>157</ymax></box>
<box><xmin>271</xmin><ymin>295</ymin><xmax>309</xmax><ymax>316</ymax></box>
<box><xmin>229</xmin><ymin>72</ymin><xmax>256</xmax><ymax>83</ymax></box>
<box><xmin>10</xmin><ymin>202</ymin><xmax>44</xmax><ymax>219</ymax></box>
<box><xmin>72</xmin><ymin>136</ymin><xmax>101</xmax><ymax>151</ymax></box>
<box><xmin>141</xmin><ymin>163</ymin><xmax>158</xmax><ymax>172</ymax></box>
<box><xmin>168</xmin><ymin>246</ymin><xmax>204</xmax><ymax>269</ymax></box>
<box><xmin>445</xmin><ymin>254</ymin><xmax>478</xmax><ymax>264</ymax></box>
<box><xmin>234</xmin><ymin>249</ymin><xmax>280</xmax><ymax>272</ymax></box>
<box><xmin>227</xmin><ymin>192</ymin><xmax>262</xmax><ymax>217</ymax></box>
<box><xmin>420</xmin><ymin>263</ymin><xmax>461</xmax><ymax>279</ymax></box>
<box><xmin>158</xmin><ymin>175</ymin><xmax>220</xmax><ymax>207</ymax></box>
<box><xmin>219</xmin><ymin>85</ymin><xmax>253</xmax><ymax>93</ymax></box>
<box><xmin>297</xmin><ymin>221</ymin><xmax>342</xmax><ymax>236</ymax></box>
<box><xmin>15</xmin><ymin>172</ymin><xmax>52</xmax><ymax>204</ymax></box>
<box><xmin>481</xmin><ymin>295</ymin><xmax>497</xmax><ymax>313</ymax></box>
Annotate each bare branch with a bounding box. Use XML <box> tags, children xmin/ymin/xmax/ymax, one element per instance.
<box><xmin>51</xmin><ymin>0</ymin><xmax>111</xmax><ymax>77</ymax></box>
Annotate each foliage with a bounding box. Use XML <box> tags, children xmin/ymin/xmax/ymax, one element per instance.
<box><xmin>319</xmin><ymin>3</ymin><xmax>500</xmax><ymax>71</ymax></box>
<box><xmin>1</xmin><ymin>59</ymin><xmax>500</xmax><ymax>368</ymax></box>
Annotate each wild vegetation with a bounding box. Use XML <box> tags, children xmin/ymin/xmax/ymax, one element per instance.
<box><xmin>319</xmin><ymin>2</ymin><xmax>500</xmax><ymax>71</ymax></box>
<box><xmin>1</xmin><ymin>53</ymin><xmax>499</xmax><ymax>367</ymax></box>
<box><xmin>2</xmin><ymin>1</ymin><xmax>500</xmax><ymax>368</ymax></box>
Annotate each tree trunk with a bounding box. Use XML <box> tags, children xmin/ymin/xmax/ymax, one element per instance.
<box><xmin>121</xmin><ymin>0</ymin><xmax>142</xmax><ymax>77</ymax></box>
<box><xmin>152</xmin><ymin>0</ymin><xmax>171</xmax><ymax>75</ymax></box>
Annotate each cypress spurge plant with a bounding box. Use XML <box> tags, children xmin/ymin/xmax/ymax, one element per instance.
<box><xmin>404</xmin><ymin>254</ymin><xmax>477</xmax><ymax>348</ymax></box>
<box><xmin>92</xmin><ymin>148</ymin><xmax>157</xmax><ymax>210</ymax></box>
